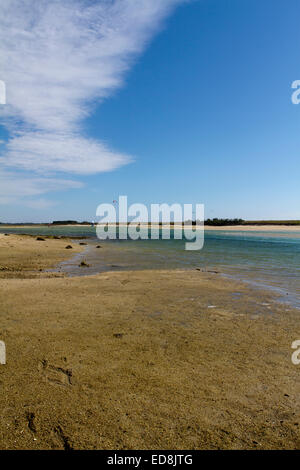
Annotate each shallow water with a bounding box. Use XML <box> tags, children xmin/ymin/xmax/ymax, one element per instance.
<box><xmin>1</xmin><ymin>226</ymin><xmax>300</xmax><ymax>307</ymax></box>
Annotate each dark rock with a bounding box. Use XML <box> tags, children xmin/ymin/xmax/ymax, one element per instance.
<box><xmin>79</xmin><ymin>261</ymin><xmax>89</xmax><ymax>267</ymax></box>
<box><xmin>65</xmin><ymin>245</ymin><xmax>73</xmax><ymax>249</ymax></box>
<box><xmin>36</xmin><ymin>237</ymin><xmax>45</xmax><ymax>241</ymax></box>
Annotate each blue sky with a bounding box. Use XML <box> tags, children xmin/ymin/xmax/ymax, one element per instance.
<box><xmin>0</xmin><ymin>0</ymin><xmax>300</xmax><ymax>222</ymax></box>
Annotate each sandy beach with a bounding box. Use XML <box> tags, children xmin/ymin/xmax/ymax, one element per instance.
<box><xmin>0</xmin><ymin>234</ymin><xmax>299</xmax><ymax>449</ymax></box>
<box><xmin>204</xmin><ymin>225</ymin><xmax>300</xmax><ymax>232</ymax></box>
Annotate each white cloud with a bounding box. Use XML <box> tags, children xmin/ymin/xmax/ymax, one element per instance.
<box><xmin>0</xmin><ymin>169</ymin><xmax>83</xmax><ymax>205</ymax></box>
<box><xmin>5</xmin><ymin>131</ymin><xmax>132</xmax><ymax>175</ymax></box>
<box><xmin>0</xmin><ymin>0</ymin><xmax>185</xmax><ymax>179</ymax></box>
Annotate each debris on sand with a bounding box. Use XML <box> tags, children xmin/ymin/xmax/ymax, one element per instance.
<box><xmin>26</xmin><ymin>411</ymin><xmax>37</xmax><ymax>434</ymax></box>
<box><xmin>65</xmin><ymin>245</ymin><xmax>73</xmax><ymax>249</ymax></box>
<box><xmin>196</xmin><ymin>267</ymin><xmax>219</xmax><ymax>274</ymax></box>
<box><xmin>0</xmin><ymin>340</ymin><xmax>6</xmax><ymax>365</ymax></box>
<box><xmin>79</xmin><ymin>242</ymin><xmax>87</xmax><ymax>246</ymax></box>
<box><xmin>113</xmin><ymin>333</ymin><xmax>124</xmax><ymax>339</ymax></box>
<box><xmin>96</xmin><ymin>245</ymin><xmax>102</xmax><ymax>249</ymax></box>
<box><xmin>36</xmin><ymin>237</ymin><xmax>45</xmax><ymax>241</ymax></box>
<box><xmin>0</xmin><ymin>266</ymin><xmax>10</xmax><ymax>271</ymax></box>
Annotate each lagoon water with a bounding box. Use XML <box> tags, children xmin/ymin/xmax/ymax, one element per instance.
<box><xmin>1</xmin><ymin>226</ymin><xmax>300</xmax><ymax>307</ymax></box>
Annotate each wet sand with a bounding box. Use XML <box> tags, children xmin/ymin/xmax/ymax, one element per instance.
<box><xmin>0</xmin><ymin>233</ymin><xmax>83</xmax><ymax>279</ymax></box>
<box><xmin>0</xmin><ymin>234</ymin><xmax>299</xmax><ymax>449</ymax></box>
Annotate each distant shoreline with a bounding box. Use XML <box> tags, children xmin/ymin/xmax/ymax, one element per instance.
<box><xmin>1</xmin><ymin>223</ymin><xmax>300</xmax><ymax>232</ymax></box>
<box><xmin>204</xmin><ymin>225</ymin><xmax>300</xmax><ymax>231</ymax></box>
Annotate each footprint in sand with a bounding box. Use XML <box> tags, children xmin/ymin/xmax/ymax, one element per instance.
<box><xmin>38</xmin><ymin>359</ymin><xmax>72</xmax><ymax>387</ymax></box>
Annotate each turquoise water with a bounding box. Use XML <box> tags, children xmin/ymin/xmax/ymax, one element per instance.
<box><xmin>1</xmin><ymin>226</ymin><xmax>300</xmax><ymax>307</ymax></box>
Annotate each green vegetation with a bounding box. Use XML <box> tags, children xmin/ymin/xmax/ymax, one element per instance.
<box><xmin>52</xmin><ymin>220</ymin><xmax>78</xmax><ymax>225</ymax></box>
<box><xmin>243</xmin><ymin>220</ymin><xmax>300</xmax><ymax>226</ymax></box>
<box><xmin>204</xmin><ymin>218</ymin><xmax>244</xmax><ymax>226</ymax></box>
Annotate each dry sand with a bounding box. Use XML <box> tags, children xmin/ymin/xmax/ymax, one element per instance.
<box><xmin>0</xmin><ymin>234</ymin><xmax>299</xmax><ymax>450</ymax></box>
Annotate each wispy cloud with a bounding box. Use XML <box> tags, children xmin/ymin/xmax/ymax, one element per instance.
<box><xmin>5</xmin><ymin>132</ymin><xmax>131</xmax><ymax>175</ymax></box>
<box><xmin>0</xmin><ymin>0</ymin><xmax>184</xmax><ymax>189</ymax></box>
<box><xmin>0</xmin><ymin>169</ymin><xmax>83</xmax><ymax>205</ymax></box>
